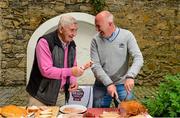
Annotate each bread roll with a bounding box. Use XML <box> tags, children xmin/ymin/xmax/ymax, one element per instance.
<box><xmin>27</xmin><ymin>105</ymin><xmax>39</xmax><ymax>113</ymax></box>
<box><xmin>1</xmin><ymin>105</ymin><xmax>27</xmax><ymax>117</ymax></box>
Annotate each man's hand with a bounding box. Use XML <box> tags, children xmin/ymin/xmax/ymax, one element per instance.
<box><xmin>107</xmin><ymin>84</ymin><xmax>118</xmax><ymax>98</ymax></box>
<box><xmin>71</xmin><ymin>66</ymin><xmax>84</xmax><ymax>77</ymax></box>
<box><xmin>68</xmin><ymin>82</ymin><xmax>78</xmax><ymax>92</ymax></box>
<box><xmin>81</xmin><ymin>60</ymin><xmax>94</xmax><ymax>70</ymax></box>
<box><xmin>124</xmin><ymin>78</ymin><xmax>134</xmax><ymax>94</ymax></box>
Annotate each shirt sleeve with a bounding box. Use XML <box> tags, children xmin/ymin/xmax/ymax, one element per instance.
<box><xmin>70</xmin><ymin>49</ymin><xmax>77</xmax><ymax>84</ymax></box>
<box><xmin>126</xmin><ymin>32</ymin><xmax>144</xmax><ymax>78</ymax></box>
<box><xmin>36</xmin><ymin>38</ymin><xmax>72</xmax><ymax>80</ymax></box>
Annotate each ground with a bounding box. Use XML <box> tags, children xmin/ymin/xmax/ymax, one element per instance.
<box><xmin>0</xmin><ymin>85</ymin><xmax>158</xmax><ymax>106</ymax></box>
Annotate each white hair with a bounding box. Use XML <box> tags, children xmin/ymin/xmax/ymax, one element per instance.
<box><xmin>58</xmin><ymin>15</ymin><xmax>77</xmax><ymax>28</ymax></box>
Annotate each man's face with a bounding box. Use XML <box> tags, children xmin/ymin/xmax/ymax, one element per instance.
<box><xmin>95</xmin><ymin>17</ymin><xmax>110</xmax><ymax>38</ymax></box>
<box><xmin>60</xmin><ymin>23</ymin><xmax>78</xmax><ymax>43</ymax></box>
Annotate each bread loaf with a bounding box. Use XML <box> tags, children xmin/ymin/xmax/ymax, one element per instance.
<box><xmin>1</xmin><ymin>105</ymin><xmax>27</xmax><ymax>117</ymax></box>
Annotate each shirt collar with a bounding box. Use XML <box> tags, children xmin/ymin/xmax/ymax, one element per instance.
<box><xmin>61</xmin><ymin>40</ymin><xmax>69</xmax><ymax>48</ymax></box>
<box><xmin>58</xmin><ymin>35</ymin><xmax>69</xmax><ymax>48</ymax></box>
<box><xmin>107</xmin><ymin>27</ymin><xmax>119</xmax><ymax>41</ymax></box>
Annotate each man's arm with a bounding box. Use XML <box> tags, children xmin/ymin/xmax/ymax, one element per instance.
<box><xmin>125</xmin><ymin>32</ymin><xmax>144</xmax><ymax>93</ymax></box>
<box><xmin>70</xmin><ymin>49</ymin><xmax>77</xmax><ymax>83</ymax></box>
<box><xmin>36</xmin><ymin>38</ymin><xmax>83</xmax><ymax>79</ymax></box>
<box><xmin>91</xmin><ymin>38</ymin><xmax>118</xmax><ymax>97</ymax></box>
<box><xmin>90</xmin><ymin>38</ymin><xmax>113</xmax><ymax>86</ymax></box>
<box><xmin>126</xmin><ymin>32</ymin><xmax>144</xmax><ymax>78</ymax></box>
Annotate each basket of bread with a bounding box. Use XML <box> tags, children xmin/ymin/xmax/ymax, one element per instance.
<box><xmin>0</xmin><ymin>105</ymin><xmax>27</xmax><ymax>117</ymax></box>
<box><xmin>0</xmin><ymin>105</ymin><xmax>59</xmax><ymax>118</ymax></box>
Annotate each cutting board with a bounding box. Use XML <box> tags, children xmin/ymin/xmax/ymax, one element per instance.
<box><xmin>0</xmin><ymin>106</ymin><xmax>59</xmax><ymax>118</ymax></box>
<box><xmin>85</xmin><ymin>108</ymin><xmax>153</xmax><ymax>118</ymax></box>
<box><xmin>85</xmin><ymin>108</ymin><xmax>119</xmax><ymax>117</ymax></box>
<box><xmin>25</xmin><ymin>106</ymin><xmax>59</xmax><ymax>118</ymax></box>
<box><xmin>47</xmin><ymin>106</ymin><xmax>59</xmax><ymax>118</ymax></box>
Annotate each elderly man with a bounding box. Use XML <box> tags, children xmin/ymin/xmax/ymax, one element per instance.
<box><xmin>90</xmin><ymin>11</ymin><xmax>144</xmax><ymax>108</ymax></box>
<box><xmin>26</xmin><ymin>15</ymin><xmax>84</xmax><ymax>106</ymax></box>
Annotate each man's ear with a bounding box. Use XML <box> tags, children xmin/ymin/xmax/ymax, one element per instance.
<box><xmin>109</xmin><ymin>22</ymin><xmax>113</xmax><ymax>26</ymax></box>
<box><xmin>59</xmin><ymin>27</ymin><xmax>63</xmax><ymax>33</ymax></box>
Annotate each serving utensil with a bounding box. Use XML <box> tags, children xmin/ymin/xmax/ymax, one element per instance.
<box><xmin>27</xmin><ymin>112</ymin><xmax>35</xmax><ymax>118</ymax></box>
<box><xmin>114</xmin><ymin>92</ymin><xmax>128</xmax><ymax>104</ymax></box>
<box><xmin>115</xmin><ymin>97</ymin><xmax>121</xmax><ymax>104</ymax></box>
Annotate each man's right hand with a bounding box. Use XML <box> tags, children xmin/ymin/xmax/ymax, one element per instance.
<box><xmin>71</xmin><ymin>66</ymin><xmax>84</xmax><ymax>77</ymax></box>
<box><xmin>107</xmin><ymin>84</ymin><xmax>118</xmax><ymax>98</ymax></box>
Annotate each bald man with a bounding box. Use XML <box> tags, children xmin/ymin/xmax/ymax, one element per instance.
<box><xmin>90</xmin><ymin>11</ymin><xmax>144</xmax><ymax>108</ymax></box>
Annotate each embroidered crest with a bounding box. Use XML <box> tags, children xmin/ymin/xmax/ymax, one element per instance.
<box><xmin>119</xmin><ymin>43</ymin><xmax>125</xmax><ymax>48</ymax></box>
<box><xmin>71</xmin><ymin>88</ymin><xmax>84</xmax><ymax>101</ymax></box>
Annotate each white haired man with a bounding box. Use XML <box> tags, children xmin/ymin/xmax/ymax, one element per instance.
<box><xmin>26</xmin><ymin>15</ymin><xmax>84</xmax><ymax>106</ymax></box>
<box><xmin>90</xmin><ymin>11</ymin><xmax>144</xmax><ymax>107</ymax></box>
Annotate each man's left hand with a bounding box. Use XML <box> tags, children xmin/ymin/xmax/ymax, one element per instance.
<box><xmin>68</xmin><ymin>82</ymin><xmax>78</xmax><ymax>92</ymax></box>
<box><xmin>124</xmin><ymin>78</ymin><xmax>134</xmax><ymax>94</ymax></box>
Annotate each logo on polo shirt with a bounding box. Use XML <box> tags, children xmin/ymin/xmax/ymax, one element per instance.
<box><xmin>119</xmin><ymin>43</ymin><xmax>125</xmax><ymax>48</ymax></box>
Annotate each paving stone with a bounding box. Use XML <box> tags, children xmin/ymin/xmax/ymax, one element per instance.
<box><xmin>0</xmin><ymin>85</ymin><xmax>158</xmax><ymax>106</ymax></box>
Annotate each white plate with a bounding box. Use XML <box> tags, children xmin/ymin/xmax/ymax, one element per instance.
<box><xmin>59</xmin><ymin>104</ymin><xmax>87</xmax><ymax>114</ymax></box>
<box><xmin>57</xmin><ymin>114</ymin><xmax>83</xmax><ymax>118</ymax></box>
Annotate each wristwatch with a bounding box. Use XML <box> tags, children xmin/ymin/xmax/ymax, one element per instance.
<box><xmin>126</xmin><ymin>76</ymin><xmax>134</xmax><ymax>79</ymax></box>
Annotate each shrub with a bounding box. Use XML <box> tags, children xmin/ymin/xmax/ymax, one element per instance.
<box><xmin>90</xmin><ymin>0</ymin><xmax>106</xmax><ymax>13</ymax></box>
<box><xmin>142</xmin><ymin>74</ymin><xmax>180</xmax><ymax>117</ymax></box>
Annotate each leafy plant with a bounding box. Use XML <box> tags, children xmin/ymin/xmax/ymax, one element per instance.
<box><xmin>142</xmin><ymin>74</ymin><xmax>180</xmax><ymax>117</ymax></box>
<box><xmin>90</xmin><ymin>0</ymin><xmax>106</xmax><ymax>13</ymax></box>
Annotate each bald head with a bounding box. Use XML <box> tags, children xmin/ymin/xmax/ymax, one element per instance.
<box><xmin>96</xmin><ymin>11</ymin><xmax>114</xmax><ymax>23</ymax></box>
<box><xmin>95</xmin><ymin>11</ymin><xmax>115</xmax><ymax>38</ymax></box>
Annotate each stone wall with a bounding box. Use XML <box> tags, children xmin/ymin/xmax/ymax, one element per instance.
<box><xmin>0</xmin><ymin>0</ymin><xmax>179</xmax><ymax>86</ymax></box>
<box><xmin>108</xmin><ymin>0</ymin><xmax>180</xmax><ymax>85</ymax></box>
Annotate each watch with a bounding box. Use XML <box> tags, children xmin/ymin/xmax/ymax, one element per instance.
<box><xmin>126</xmin><ymin>76</ymin><xmax>134</xmax><ymax>79</ymax></box>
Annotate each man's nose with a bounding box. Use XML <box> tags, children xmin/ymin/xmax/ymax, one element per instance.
<box><xmin>72</xmin><ymin>32</ymin><xmax>77</xmax><ymax>37</ymax></box>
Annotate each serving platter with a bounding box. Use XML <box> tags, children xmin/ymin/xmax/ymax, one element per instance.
<box><xmin>0</xmin><ymin>105</ymin><xmax>59</xmax><ymax>118</ymax></box>
<box><xmin>57</xmin><ymin>114</ymin><xmax>83</xmax><ymax>118</ymax></box>
<box><xmin>59</xmin><ymin>104</ymin><xmax>87</xmax><ymax>114</ymax></box>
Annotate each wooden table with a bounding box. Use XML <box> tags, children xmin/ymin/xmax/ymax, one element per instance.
<box><xmin>58</xmin><ymin>107</ymin><xmax>153</xmax><ymax>118</ymax></box>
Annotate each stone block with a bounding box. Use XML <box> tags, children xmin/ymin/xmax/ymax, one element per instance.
<box><xmin>0</xmin><ymin>1</ymin><xmax>9</xmax><ymax>8</ymax></box>
<box><xmin>0</xmin><ymin>30</ymin><xmax>8</xmax><ymax>41</ymax></box>
<box><xmin>80</xmin><ymin>5</ymin><xmax>92</xmax><ymax>11</ymax></box>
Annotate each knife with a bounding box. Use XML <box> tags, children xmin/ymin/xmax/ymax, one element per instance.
<box><xmin>114</xmin><ymin>92</ymin><xmax>128</xmax><ymax>104</ymax></box>
<box><xmin>115</xmin><ymin>97</ymin><xmax>121</xmax><ymax>104</ymax></box>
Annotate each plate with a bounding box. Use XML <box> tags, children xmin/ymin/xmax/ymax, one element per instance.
<box><xmin>57</xmin><ymin>114</ymin><xmax>83</xmax><ymax>118</ymax></box>
<box><xmin>59</xmin><ymin>104</ymin><xmax>87</xmax><ymax>114</ymax></box>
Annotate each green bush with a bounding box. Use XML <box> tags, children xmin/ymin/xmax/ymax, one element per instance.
<box><xmin>142</xmin><ymin>74</ymin><xmax>180</xmax><ymax>117</ymax></box>
<box><xmin>90</xmin><ymin>0</ymin><xmax>106</xmax><ymax>13</ymax></box>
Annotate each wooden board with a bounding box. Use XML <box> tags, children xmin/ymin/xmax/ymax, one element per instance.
<box><xmin>48</xmin><ymin>106</ymin><xmax>59</xmax><ymax>118</ymax></box>
<box><xmin>25</xmin><ymin>106</ymin><xmax>59</xmax><ymax>118</ymax></box>
<box><xmin>0</xmin><ymin>105</ymin><xmax>59</xmax><ymax>118</ymax></box>
<box><xmin>84</xmin><ymin>108</ymin><xmax>152</xmax><ymax>118</ymax></box>
<box><xmin>85</xmin><ymin>108</ymin><xmax>119</xmax><ymax>117</ymax></box>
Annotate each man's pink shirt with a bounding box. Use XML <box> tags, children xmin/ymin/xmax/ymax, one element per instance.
<box><xmin>36</xmin><ymin>38</ymin><xmax>77</xmax><ymax>88</ymax></box>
